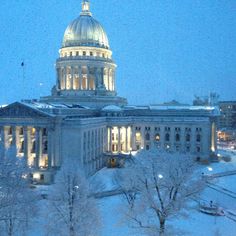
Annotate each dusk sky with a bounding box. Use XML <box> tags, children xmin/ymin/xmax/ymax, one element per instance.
<box><xmin>0</xmin><ymin>0</ymin><xmax>236</xmax><ymax>105</ymax></box>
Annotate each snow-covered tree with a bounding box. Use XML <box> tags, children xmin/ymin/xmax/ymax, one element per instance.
<box><xmin>46</xmin><ymin>159</ymin><xmax>100</xmax><ymax>236</ymax></box>
<box><xmin>117</xmin><ymin>149</ymin><xmax>205</xmax><ymax>236</ymax></box>
<box><xmin>0</xmin><ymin>146</ymin><xmax>38</xmax><ymax>236</ymax></box>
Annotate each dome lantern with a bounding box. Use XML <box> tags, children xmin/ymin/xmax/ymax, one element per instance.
<box><xmin>81</xmin><ymin>0</ymin><xmax>92</xmax><ymax>16</ymax></box>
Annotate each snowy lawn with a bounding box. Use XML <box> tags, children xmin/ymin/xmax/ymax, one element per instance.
<box><xmin>28</xmin><ymin>149</ymin><xmax>236</xmax><ymax>236</ymax></box>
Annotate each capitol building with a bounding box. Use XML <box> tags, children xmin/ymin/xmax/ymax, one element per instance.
<box><xmin>0</xmin><ymin>1</ymin><xmax>218</xmax><ymax>183</ymax></box>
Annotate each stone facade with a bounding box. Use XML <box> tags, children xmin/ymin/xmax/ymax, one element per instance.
<box><xmin>0</xmin><ymin>1</ymin><xmax>219</xmax><ymax>183</ymax></box>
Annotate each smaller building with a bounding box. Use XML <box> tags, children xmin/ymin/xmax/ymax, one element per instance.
<box><xmin>218</xmin><ymin>101</ymin><xmax>236</xmax><ymax>129</ymax></box>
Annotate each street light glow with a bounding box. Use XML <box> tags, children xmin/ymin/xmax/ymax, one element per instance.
<box><xmin>207</xmin><ymin>167</ymin><xmax>213</xmax><ymax>172</ymax></box>
<box><xmin>158</xmin><ymin>174</ymin><xmax>163</xmax><ymax>179</ymax></box>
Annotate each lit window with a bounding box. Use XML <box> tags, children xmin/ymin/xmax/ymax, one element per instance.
<box><xmin>135</xmin><ymin>132</ymin><xmax>141</xmax><ymax>142</ymax></box>
<box><xmin>31</xmin><ymin>128</ymin><xmax>36</xmax><ymax>135</ymax></box>
<box><xmin>155</xmin><ymin>134</ymin><xmax>160</xmax><ymax>141</ymax></box>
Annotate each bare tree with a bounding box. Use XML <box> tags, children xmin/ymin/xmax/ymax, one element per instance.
<box><xmin>117</xmin><ymin>149</ymin><xmax>205</xmax><ymax>236</ymax></box>
<box><xmin>0</xmin><ymin>146</ymin><xmax>38</xmax><ymax>236</ymax></box>
<box><xmin>46</xmin><ymin>159</ymin><xmax>100</xmax><ymax>236</ymax></box>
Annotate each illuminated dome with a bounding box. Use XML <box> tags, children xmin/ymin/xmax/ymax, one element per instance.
<box><xmin>62</xmin><ymin>1</ymin><xmax>109</xmax><ymax>49</ymax></box>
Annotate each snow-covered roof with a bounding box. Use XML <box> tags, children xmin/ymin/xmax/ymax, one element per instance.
<box><xmin>102</xmin><ymin>105</ymin><xmax>122</xmax><ymax>111</ymax></box>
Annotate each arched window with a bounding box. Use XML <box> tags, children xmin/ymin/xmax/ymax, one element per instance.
<box><xmin>155</xmin><ymin>133</ymin><xmax>160</xmax><ymax>142</ymax></box>
<box><xmin>186</xmin><ymin>134</ymin><xmax>190</xmax><ymax>142</ymax></box>
<box><xmin>135</xmin><ymin>132</ymin><xmax>141</xmax><ymax>142</ymax></box>
<box><xmin>165</xmin><ymin>133</ymin><xmax>170</xmax><ymax>142</ymax></box>
<box><xmin>175</xmin><ymin>133</ymin><xmax>180</xmax><ymax>142</ymax></box>
<box><xmin>196</xmin><ymin>134</ymin><xmax>201</xmax><ymax>142</ymax></box>
<box><xmin>145</xmin><ymin>133</ymin><xmax>150</xmax><ymax>141</ymax></box>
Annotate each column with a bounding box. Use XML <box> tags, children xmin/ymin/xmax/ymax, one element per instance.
<box><xmin>160</xmin><ymin>126</ymin><xmax>165</xmax><ymax>150</ymax></box>
<box><xmin>23</xmin><ymin>126</ymin><xmax>30</xmax><ymax>160</ymax></box>
<box><xmin>191</xmin><ymin>127</ymin><xmax>196</xmax><ymax>154</ymax></box>
<box><xmin>211</xmin><ymin>122</ymin><xmax>216</xmax><ymax>152</ymax></box>
<box><xmin>0</xmin><ymin>126</ymin><xmax>5</xmax><ymax>158</ymax></box>
<box><xmin>118</xmin><ymin>127</ymin><xmax>121</xmax><ymax>153</ymax></box>
<box><xmin>78</xmin><ymin>66</ymin><xmax>82</xmax><ymax>90</ymax></box>
<box><xmin>125</xmin><ymin>126</ymin><xmax>128</xmax><ymax>152</ymax></box>
<box><xmin>180</xmin><ymin>127</ymin><xmax>185</xmax><ymax>153</ymax></box>
<box><xmin>87</xmin><ymin>66</ymin><xmax>90</xmax><ymax>90</ymax></box>
<box><xmin>112</xmin><ymin>70</ymin><xmax>115</xmax><ymax>91</ymax></box>
<box><xmin>56</xmin><ymin>68</ymin><xmax>60</xmax><ymax>90</ymax></box>
<box><xmin>131</xmin><ymin>126</ymin><xmax>135</xmax><ymax>151</ymax></box>
<box><xmin>101</xmin><ymin>67</ymin><xmax>104</xmax><ymax>87</ymax></box>
<box><xmin>35</xmin><ymin>128</ymin><xmax>42</xmax><ymax>168</ymax></box>
<box><xmin>109</xmin><ymin>127</ymin><xmax>112</xmax><ymax>152</ymax></box>
<box><xmin>47</xmin><ymin>128</ymin><xmax>53</xmax><ymax>169</ymax></box>
<box><xmin>71</xmin><ymin>66</ymin><xmax>74</xmax><ymax>90</ymax></box>
<box><xmin>63</xmin><ymin>66</ymin><xmax>67</xmax><ymax>90</ymax></box>
<box><xmin>141</xmin><ymin>127</ymin><xmax>145</xmax><ymax>149</ymax></box>
<box><xmin>107</xmin><ymin>68</ymin><xmax>110</xmax><ymax>90</ymax></box>
<box><xmin>12</xmin><ymin>126</ymin><xmax>16</xmax><ymax>147</ymax></box>
<box><xmin>15</xmin><ymin>127</ymin><xmax>20</xmax><ymax>155</ymax></box>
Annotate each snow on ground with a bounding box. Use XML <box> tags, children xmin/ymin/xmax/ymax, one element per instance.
<box><xmin>89</xmin><ymin>167</ymin><xmax>118</xmax><ymax>192</ymax></box>
<box><xmin>28</xmin><ymin>149</ymin><xmax>236</xmax><ymax>235</ymax></box>
<box><xmin>216</xmin><ymin>175</ymin><xmax>236</xmax><ymax>193</ymax></box>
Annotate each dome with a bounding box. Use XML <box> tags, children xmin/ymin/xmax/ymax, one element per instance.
<box><xmin>62</xmin><ymin>1</ymin><xmax>109</xmax><ymax>49</ymax></box>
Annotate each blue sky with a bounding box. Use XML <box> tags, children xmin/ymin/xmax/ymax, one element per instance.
<box><xmin>0</xmin><ymin>0</ymin><xmax>236</xmax><ymax>105</ymax></box>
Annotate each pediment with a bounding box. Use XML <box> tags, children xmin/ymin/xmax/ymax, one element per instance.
<box><xmin>0</xmin><ymin>102</ymin><xmax>51</xmax><ymax>119</ymax></box>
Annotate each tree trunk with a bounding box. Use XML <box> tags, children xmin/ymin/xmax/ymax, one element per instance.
<box><xmin>70</xmin><ymin>225</ymin><xmax>75</xmax><ymax>236</ymax></box>
<box><xmin>159</xmin><ymin>218</ymin><xmax>165</xmax><ymax>236</ymax></box>
<box><xmin>9</xmin><ymin>218</ymin><xmax>13</xmax><ymax>236</ymax></box>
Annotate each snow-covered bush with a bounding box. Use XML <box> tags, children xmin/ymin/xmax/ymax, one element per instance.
<box><xmin>46</xmin><ymin>158</ymin><xmax>100</xmax><ymax>236</ymax></box>
<box><xmin>0</xmin><ymin>146</ymin><xmax>38</xmax><ymax>236</ymax></box>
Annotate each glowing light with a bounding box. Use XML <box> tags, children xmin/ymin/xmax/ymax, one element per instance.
<box><xmin>158</xmin><ymin>174</ymin><xmax>163</xmax><ymax>179</ymax></box>
<box><xmin>207</xmin><ymin>167</ymin><xmax>213</xmax><ymax>172</ymax></box>
<box><xmin>33</xmin><ymin>173</ymin><xmax>40</xmax><ymax>180</ymax></box>
<box><xmin>217</xmin><ymin>154</ymin><xmax>221</xmax><ymax>157</ymax></box>
<box><xmin>22</xmin><ymin>174</ymin><xmax>27</xmax><ymax>179</ymax></box>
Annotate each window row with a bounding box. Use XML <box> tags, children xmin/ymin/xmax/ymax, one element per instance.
<box><xmin>135</xmin><ymin>132</ymin><xmax>201</xmax><ymax>143</ymax></box>
<box><xmin>60</xmin><ymin>51</ymin><xmax>108</xmax><ymax>58</ymax></box>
